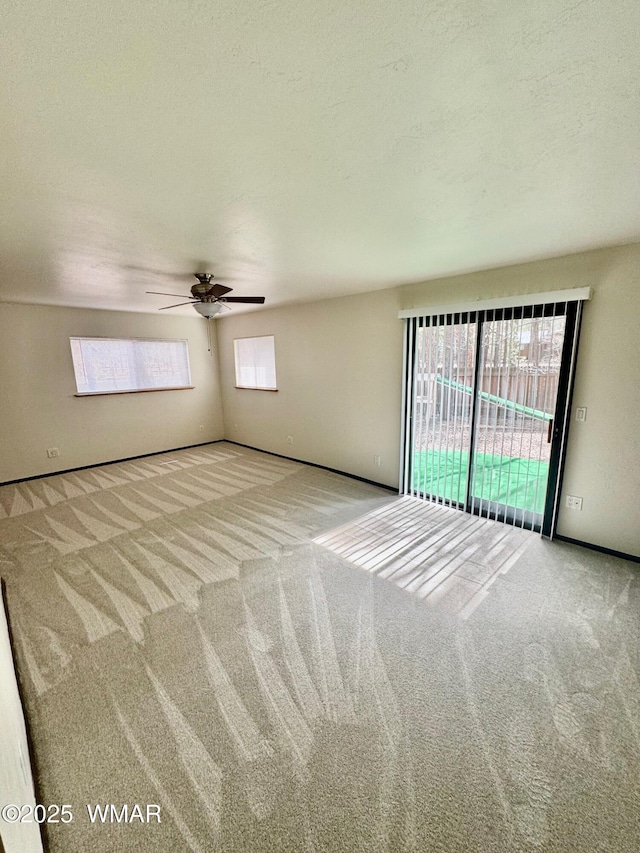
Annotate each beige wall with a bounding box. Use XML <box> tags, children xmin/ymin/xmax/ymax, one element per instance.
<box><xmin>217</xmin><ymin>243</ymin><xmax>640</xmax><ymax>557</ymax></box>
<box><xmin>217</xmin><ymin>289</ymin><xmax>404</xmax><ymax>487</ymax></box>
<box><xmin>555</xmin><ymin>246</ymin><xmax>639</xmax><ymax>554</ymax></box>
<box><xmin>0</xmin><ymin>303</ymin><xmax>224</xmax><ymax>482</ymax></box>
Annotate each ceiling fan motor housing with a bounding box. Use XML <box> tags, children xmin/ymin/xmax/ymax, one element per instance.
<box><xmin>191</xmin><ymin>274</ymin><xmax>215</xmax><ymax>299</ymax></box>
<box><xmin>191</xmin><ymin>286</ymin><xmax>223</xmax><ymax>301</ymax></box>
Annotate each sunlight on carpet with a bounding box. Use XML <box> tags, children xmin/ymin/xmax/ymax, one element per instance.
<box><xmin>314</xmin><ymin>496</ymin><xmax>532</xmax><ymax>618</ymax></box>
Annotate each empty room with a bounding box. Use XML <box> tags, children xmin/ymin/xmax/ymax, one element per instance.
<box><xmin>1</xmin><ymin>1</ymin><xmax>639</xmax><ymax>852</ymax></box>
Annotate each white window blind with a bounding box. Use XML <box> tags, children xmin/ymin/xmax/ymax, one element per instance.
<box><xmin>70</xmin><ymin>337</ymin><xmax>192</xmax><ymax>395</ymax></box>
<box><xmin>234</xmin><ymin>335</ymin><xmax>277</xmax><ymax>390</ymax></box>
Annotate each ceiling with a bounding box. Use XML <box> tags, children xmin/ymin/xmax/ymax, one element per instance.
<box><xmin>1</xmin><ymin>0</ymin><xmax>638</xmax><ymax>317</ymax></box>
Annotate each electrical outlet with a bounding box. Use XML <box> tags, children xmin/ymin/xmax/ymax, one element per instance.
<box><xmin>565</xmin><ymin>495</ymin><xmax>583</xmax><ymax>510</ymax></box>
<box><xmin>374</xmin><ymin>455</ymin><xmax>381</xmax><ymax>466</ymax></box>
<box><xmin>47</xmin><ymin>447</ymin><xmax>60</xmax><ymax>458</ymax></box>
<box><xmin>286</xmin><ymin>435</ymin><xmax>294</xmax><ymax>445</ymax></box>
<box><xmin>575</xmin><ymin>407</ymin><xmax>587</xmax><ymax>422</ymax></box>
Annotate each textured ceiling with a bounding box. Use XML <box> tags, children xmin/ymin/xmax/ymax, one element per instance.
<box><xmin>1</xmin><ymin>0</ymin><xmax>638</xmax><ymax>316</ymax></box>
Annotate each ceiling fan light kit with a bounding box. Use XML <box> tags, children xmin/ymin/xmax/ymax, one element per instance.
<box><xmin>194</xmin><ymin>302</ymin><xmax>222</xmax><ymax>318</ymax></box>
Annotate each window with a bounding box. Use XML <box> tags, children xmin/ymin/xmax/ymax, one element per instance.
<box><xmin>70</xmin><ymin>337</ymin><xmax>192</xmax><ymax>395</ymax></box>
<box><xmin>233</xmin><ymin>335</ymin><xmax>277</xmax><ymax>390</ymax></box>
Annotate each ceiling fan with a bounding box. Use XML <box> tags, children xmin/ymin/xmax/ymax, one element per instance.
<box><xmin>147</xmin><ymin>273</ymin><xmax>266</xmax><ymax>317</ymax></box>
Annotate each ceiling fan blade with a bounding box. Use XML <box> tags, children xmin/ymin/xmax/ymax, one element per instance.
<box><xmin>147</xmin><ymin>291</ymin><xmax>196</xmax><ymax>299</ymax></box>
<box><xmin>221</xmin><ymin>296</ymin><xmax>266</xmax><ymax>304</ymax></box>
<box><xmin>205</xmin><ymin>283</ymin><xmax>233</xmax><ymax>298</ymax></box>
<box><xmin>159</xmin><ymin>301</ymin><xmax>198</xmax><ymax>310</ymax></box>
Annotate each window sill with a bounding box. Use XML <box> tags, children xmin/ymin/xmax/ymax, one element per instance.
<box><xmin>74</xmin><ymin>386</ymin><xmax>195</xmax><ymax>397</ymax></box>
<box><xmin>234</xmin><ymin>386</ymin><xmax>278</xmax><ymax>392</ymax></box>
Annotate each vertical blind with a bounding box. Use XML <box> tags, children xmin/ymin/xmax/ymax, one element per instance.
<box><xmin>401</xmin><ymin>298</ymin><xmax>584</xmax><ymax>533</ymax></box>
<box><xmin>402</xmin><ymin>312</ymin><xmax>477</xmax><ymax>508</ymax></box>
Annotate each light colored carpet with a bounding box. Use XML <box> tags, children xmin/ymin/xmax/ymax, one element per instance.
<box><xmin>0</xmin><ymin>442</ymin><xmax>639</xmax><ymax>852</ymax></box>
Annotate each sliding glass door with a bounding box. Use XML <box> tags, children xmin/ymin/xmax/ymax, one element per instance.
<box><xmin>402</xmin><ymin>301</ymin><xmax>580</xmax><ymax>534</ymax></box>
